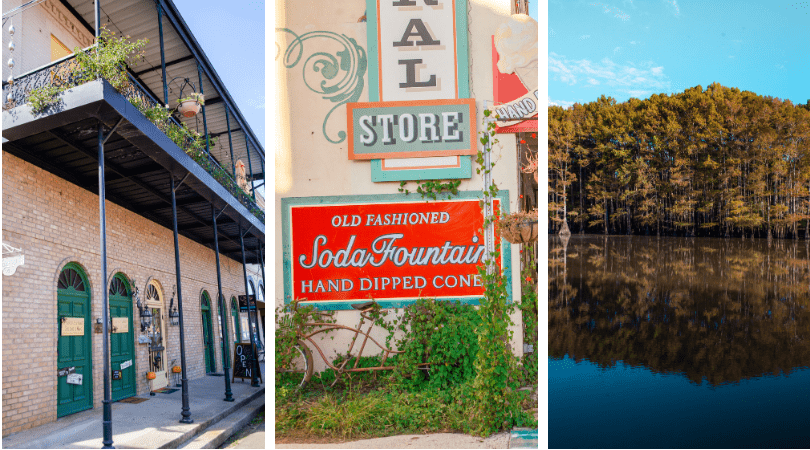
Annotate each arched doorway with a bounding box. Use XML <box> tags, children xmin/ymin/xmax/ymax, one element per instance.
<box><xmin>145</xmin><ymin>281</ymin><xmax>168</xmax><ymax>390</ymax></box>
<box><xmin>57</xmin><ymin>263</ymin><xmax>93</xmax><ymax>417</ymax></box>
<box><xmin>201</xmin><ymin>291</ymin><xmax>216</xmax><ymax>373</ymax></box>
<box><xmin>231</xmin><ymin>296</ymin><xmax>241</xmax><ymax>344</ymax></box>
<box><xmin>109</xmin><ymin>274</ymin><xmax>135</xmax><ymax>401</ymax></box>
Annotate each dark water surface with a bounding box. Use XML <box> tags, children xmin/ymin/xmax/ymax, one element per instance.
<box><xmin>548</xmin><ymin>235</ymin><xmax>810</xmax><ymax>449</ymax></box>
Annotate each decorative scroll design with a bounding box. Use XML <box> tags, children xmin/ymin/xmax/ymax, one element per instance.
<box><xmin>2</xmin><ymin>243</ymin><xmax>24</xmax><ymax>276</ymax></box>
<box><xmin>276</xmin><ymin>28</ymin><xmax>367</xmax><ymax>144</ymax></box>
<box><xmin>2</xmin><ymin>55</ymin><xmax>86</xmax><ymax>110</ymax></box>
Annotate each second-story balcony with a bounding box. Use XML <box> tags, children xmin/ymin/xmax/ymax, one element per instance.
<box><xmin>2</xmin><ymin>0</ymin><xmax>264</xmax><ymax>263</ymax></box>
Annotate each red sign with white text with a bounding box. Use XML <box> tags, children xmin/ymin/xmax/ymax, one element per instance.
<box><xmin>290</xmin><ymin>199</ymin><xmax>500</xmax><ymax>304</ymax></box>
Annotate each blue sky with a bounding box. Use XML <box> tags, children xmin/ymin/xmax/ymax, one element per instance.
<box><xmin>173</xmin><ymin>0</ymin><xmax>265</xmax><ymax>195</ymax></box>
<box><xmin>548</xmin><ymin>0</ymin><xmax>810</xmax><ymax>107</ymax></box>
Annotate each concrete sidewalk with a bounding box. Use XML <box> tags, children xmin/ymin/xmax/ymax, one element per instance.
<box><xmin>275</xmin><ymin>428</ymin><xmax>538</xmax><ymax>449</ymax></box>
<box><xmin>2</xmin><ymin>364</ymin><xmax>265</xmax><ymax>449</ymax></box>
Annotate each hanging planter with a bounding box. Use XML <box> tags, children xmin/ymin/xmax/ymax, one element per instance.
<box><xmin>171</xmin><ymin>366</ymin><xmax>182</xmax><ymax>374</ymax></box>
<box><xmin>497</xmin><ymin>210</ymin><xmax>538</xmax><ymax>244</ymax></box>
<box><xmin>177</xmin><ymin>92</ymin><xmax>204</xmax><ymax>118</ymax></box>
<box><xmin>146</xmin><ymin>371</ymin><xmax>157</xmax><ymax>380</ymax></box>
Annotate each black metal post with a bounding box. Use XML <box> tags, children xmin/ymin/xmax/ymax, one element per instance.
<box><xmin>198</xmin><ymin>64</ymin><xmax>210</xmax><ymax>154</ymax></box>
<box><xmin>157</xmin><ymin>3</ymin><xmax>168</xmax><ymax>105</ymax></box>
<box><xmin>245</xmin><ymin>138</ymin><xmax>256</xmax><ymax>202</ymax></box>
<box><xmin>171</xmin><ymin>175</ymin><xmax>193</xmax><ymax>423</ymax></box>
<box><xmin>98</xmin><ymin>121</ymin><xmax>114</xmax><ymax>449</ymax></box>
<box><xmin>211</xmin><ymin>205</ymin><xmax>234</xmax><ymax>401</ymax></box>
<box><xmin>256</xmin><ymin>243</ymin><xmax>265</xmax><ymax>347</ymax></box>
<box><xmin>225</xmin><ymin>107</ymin><xmax>236</xmax><ymax>176</ymax></box>
<box><xmin>238</xmin><ymin>227</ymin><xmax>260</xmax><ymax>387</ymax></box>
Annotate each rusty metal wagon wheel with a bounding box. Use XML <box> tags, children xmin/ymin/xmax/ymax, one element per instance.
<box><xmin>278</xmin><ymin>340</ymin><xmax>313</xmax><ymax>390</ymax></box>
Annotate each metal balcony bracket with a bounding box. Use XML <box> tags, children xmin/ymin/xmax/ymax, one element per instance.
<box><xmin>101</xmin><ymin>117</ymin><xmax>124</xmax><ymax>145</ymax></box>
<box><xmin>173</xmin><ymin>172</ymin><xmax>191</xmax><ymax>192</ymax></box>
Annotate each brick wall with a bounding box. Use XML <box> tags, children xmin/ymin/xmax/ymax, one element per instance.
<box><xmin>1</xmin><ymin>151</ymin><xmax>257</xmax><ymax>436</ymax></box>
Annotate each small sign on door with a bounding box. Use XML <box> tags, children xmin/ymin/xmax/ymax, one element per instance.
<box><xmin>120</xmin><ymin>360</ymin><xmax>132</xmax><ymax>370</ymax></box>
<box><xmin>112</xmin><ymin>317</ymin><xmax>128</xmax><ymax>333</ymax></box>
<box><xmin>61</xmin><ymin>317</ymin><xmax>84</xmax><ymax>336</ymax></box>
<box><xmin>66</xmin><ymin>373</ymin><xmax>83</xmax><ymax>385</ymax></box>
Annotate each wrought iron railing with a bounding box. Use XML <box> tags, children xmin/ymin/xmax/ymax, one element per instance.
<box><xmin>2</xmin><ymin>50</ymin><xmax>89</xmax><ymax>109</ymax></box>
<box><xmin>2</xmin><ymin>51</ymin><xmax>264</xmax><ymax>223</ymax></box>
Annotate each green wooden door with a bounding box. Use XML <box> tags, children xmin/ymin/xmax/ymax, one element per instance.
<box><xmin>201</xmin><ymin>292</ymin><xmax>215</xmax><ymax>373</ymax></box>
<box><xmin>231</xmin><ymin>297</ymin><xmax>241</xmax><ymax>344</ymax></box>
<box><xmin>57</xmin><ymin>264</ymin><xmax>93</xmax><ymax>418</ymax></box>
<box><xmin>109</xmin><ymin>275</ymin><xmax>135</xmax><ymax>401</ymax></box>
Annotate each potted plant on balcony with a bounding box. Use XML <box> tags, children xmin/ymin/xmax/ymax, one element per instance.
<box><xmin>177</xmin><ymin>92</ymin><xmax>204</xmax><ymax>118</ymax></box>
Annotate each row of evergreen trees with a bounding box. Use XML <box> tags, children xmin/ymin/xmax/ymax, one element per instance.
<box><xmin>549</xmin><ymin>83</ymin><xmax>810</xmax><ymax>238</ymax></box>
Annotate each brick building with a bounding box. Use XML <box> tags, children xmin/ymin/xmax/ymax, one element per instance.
<box><xmin>2</xmin><ymin>0</ymin><xmax>265</xmax><ymax>438</ymax></box>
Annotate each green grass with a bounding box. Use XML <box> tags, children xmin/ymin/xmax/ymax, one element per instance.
<box><xmin>276</xmin><ymin>378</ymin><xmax>536</xmax><ymax>440</ymax></box>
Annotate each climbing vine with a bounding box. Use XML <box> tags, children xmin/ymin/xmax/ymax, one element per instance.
<box><xmin>398</xmin><ymin>179</ymin><xmax>462</xmax><ymax>200</ymax></box>
<box><xmin>466</xmin><ymin>109</ymin><xmax>532</xmax><ymax>435</ymax></box>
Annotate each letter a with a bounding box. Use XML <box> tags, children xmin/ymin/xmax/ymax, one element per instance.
<box><xmin>393</xmin><ymin>19</ymin><xmax>441</xmax><ymax>47</ymax></box>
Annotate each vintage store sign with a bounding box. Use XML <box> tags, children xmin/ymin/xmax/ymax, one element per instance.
<box><xmin>492</xmin><ymin>15</ymin><xmax>538</xmax><ymax>132</ymax></box>
<box><xmin>348</xmin><ymin>99</ymin><xmax>476</xmax><ymax>159</ymax></box>
<box><xmin>374</xmin><ymin>0</ymin><xmax>466</xmax><ymax>101</ymax></box>
<box><xmin>365</xmin><ymin>0</ymin><xmax>473</xmax><ymax>181</ymax></box>
<box><xmin>282</xmin><ymin>193</ymin><xmax>511</xmax><ymax>309</ymax></box>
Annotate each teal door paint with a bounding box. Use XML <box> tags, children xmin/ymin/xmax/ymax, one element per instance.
<box><xmin>231</xmin><ymin>297</ymin><xmax>241</xmax><ymax>344</ymax></box>
<box><xmin>109</xmin><ymin>275</ymin><xmax>135</xmax><ymax>402</ymax></box>
<box><xmin>201</xmin><ymin>292</ymin><xmax>215</xmax><ymax>373</ymax></box>
<box><xmin>57</xmin><ymin>264</ymin><xmax>93</xmax><ymax>418</ymax></box>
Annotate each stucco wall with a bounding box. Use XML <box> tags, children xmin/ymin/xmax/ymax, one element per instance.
<box><xmin>3</xmin><ymin>0</ymin><xmax>95</xmax><ymax>84</ymax></box>
<box><xmin>1</xmin><ymin>151</ymin><xmax>253</xmax><ymax>436</ymax></box>
<box><xmin>274</xmin><ymin>0</ymin><xmax>524</xmax><ymax>373</ymax></box>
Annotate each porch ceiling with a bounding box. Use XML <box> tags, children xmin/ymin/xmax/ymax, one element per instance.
<box><xmin>2</xmin><ymin>79</ymin><xmax>263</xmax><ymax>264</ymax></box>
<box><xmin>59</xmin><ymin>0</ymin><xmax>265</xmax><ymax>180</ymax></box>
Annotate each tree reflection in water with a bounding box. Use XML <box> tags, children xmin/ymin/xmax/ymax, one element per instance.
<box><xmin>549</xmin><ymin>235</ymin><xmax>810</xmax><ymax>386</ymax></box>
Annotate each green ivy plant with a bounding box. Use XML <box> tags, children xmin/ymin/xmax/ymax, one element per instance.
<box><xmin>398</xmin><ymin>179</ymin><xmax>462</xmax><ymax>200</ymax></box>
<box><xmin>28</xmin><ymin>84</ymin><xmax>65</xmax><ymax>113</ymax></box>
<box><xmin>519</xmin><ymin>241</ymin><xmax>538</xmax><ymax>385</ymax></box>
<box><xmin>393</xmin><ymin>298</ymin><xmax>481</xmax><ymax>391</ymax></box>
<box><xmin>73</xmin><ymin>27</ymin><xmax>148</xmax><ymax>91</ymax></box>
<box><xmin>28</xmin><ymin>26</ymin><xmax>147</xmax><ymax>113</ymax></box>
<box><xmin>466</xmin><ymin>109</ymin><xmax>533</xmax><ymax>436</ymax></box>
<box><xmin>178</xmin><ymin>92</ymin><xmax>205</xmax><ymax>105</ymax></box>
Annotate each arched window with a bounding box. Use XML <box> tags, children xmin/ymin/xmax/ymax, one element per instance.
<box><xmin>109</xmin><ymin>276</ymin><xmax>128</xmax><ymax>296</ymax></box>
<box><xmin>145</xmin><ymin>283</ymin><xmax>161</xmax><ymax>308</ymax></box>
<box><xmin>58</xmin><ymin>266</ymin><xmax>86</xmax><ymax>291</ymax></box>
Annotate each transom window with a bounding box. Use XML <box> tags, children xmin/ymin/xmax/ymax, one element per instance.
<box><xmin>109</xmin><ymin>277</ymin><xmax>128</xmax><ymax>296</ymax></box>
<box><xmin>145</xmin><ymin>283</ymin><xmax>161</xmax><ymax>307</ymax></box>
<box><xmin>58</xmin><ymin>268</ymin><xmax>86</xmax><ymax>291</ymax></box>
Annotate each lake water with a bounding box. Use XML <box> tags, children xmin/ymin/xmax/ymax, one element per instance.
<box><xmin>548</xmin><ymin>235</ymin><xmax>810</xmax><ymax>448</ymax></box>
